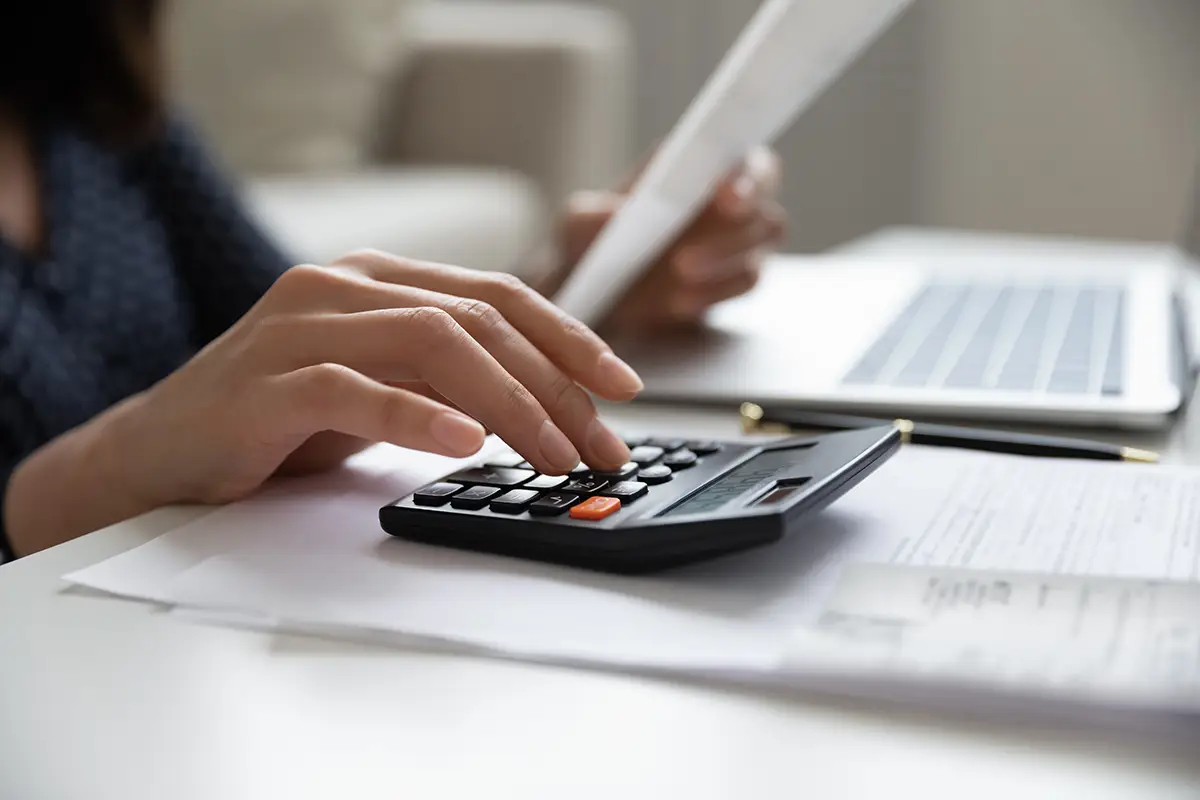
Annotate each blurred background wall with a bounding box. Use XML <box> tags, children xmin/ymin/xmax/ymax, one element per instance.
<box><xmin>496</xmin><ymin>0</ymin><xmax>1200</xmax><ymax>250</ymax></box>
<box><xmin>172</xmin><ymin>0</ymin><xmax>1200</xmax><ymax>268</ymax></box>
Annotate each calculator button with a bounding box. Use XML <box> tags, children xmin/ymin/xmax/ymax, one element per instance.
<box><xmin>684</xmin><ymin>440</ymin><xmax>723</xmax><ymax>456</ymax></box>
<box><xmin>563</xmin><ymin>476</ymin><xmax>610</xmax><ymax>495</ymax></box>
<box><xmin>525</xmin><ymin>474</ymin><xmax>570</xmax><ymax>491</ymax></box>
<box><xmin>484</xmin><ymin>451</ymin><xmax>527</xmax><ymax>469</ymax></box>
<box><xmin>603</xmin><ymin>481</ymin><xmax>648</xmax><ymax>501</ymax></box>
<box><xmin>516</xmin><ymin>461</ymin><xmax>533</xmax><ymax>470</ymax></box>
<box><xmin>591</xmin><ymin>462</ymin><xmax>639</xmax><ymax>480</ymax></box>
<box><xmin>489</xmin><ymin>489</ymin><xmax>541</xmax><ymax>514</ymax></box>
<box><xmin>637</xmin><ymin>464</ymin><xmax>673</xmax><ymax>484</ymax></box>
<box><xmin>528</xmin><ymin>492</ymin><xmax>582</xmax><ymax>517</ymax></box>
<box><xmin>629</xmin><ymin>446</ymin><xmax>665</xmax><ymax>465</ymax></box>
<box><xmin>645</xmin><ymin>438</ymin><xmax>685</xmax><ymax>451</ymax></box>
<box><xmin>569</xmin><ymin>496</ymin><xmax>622</xmax><ymax>521</ymax></box>
<box><xmin>662</xmin><ymin>450</ymin><xmax>699</xmax><ymax>470</ymax></box>
<box><xmin>450</xmin><ymin>486</ymin><xmax>502</xmax><ymax>510</ymax></box>
<box><xmin>570</xmin><ymin>462</ymin><xmax>591</xmax><ymax>476</ymax></box>
<box><xmin>446</xmin><ymin>467</ymin><xmax>536</xmax><ymax>487</ymax></box>
<box><xmin>413</xmin><ymin>482</ymin><xmax>463</xmax><ymax>506</ymax></box>
<box><xmin>623</xmin><ymin>437</ymin><xmax>646</xmax><ymax>448</ymax></box>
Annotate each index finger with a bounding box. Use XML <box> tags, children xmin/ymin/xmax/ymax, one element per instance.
<box><xmin>336</xmin><ymin>251</ymin><xmax>645</xmax><ymax>402</ymax></box>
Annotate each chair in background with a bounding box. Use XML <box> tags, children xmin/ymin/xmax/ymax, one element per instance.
<box><xmin>169</xmin><ymin>0</ymin><xmax>633</xmax><ymax>278</ymax></box>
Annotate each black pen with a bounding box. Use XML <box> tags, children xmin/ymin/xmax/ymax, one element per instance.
<box><xmin>738</xmin><ymin>403</ymin><xmax>1159</xmax><ymax>463</ymax></box>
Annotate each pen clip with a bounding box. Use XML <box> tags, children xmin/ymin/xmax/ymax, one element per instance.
<box><xmin>740</xmin><ymin>403</ymin><xmax>792</xmax><ymax>435</ymax></box>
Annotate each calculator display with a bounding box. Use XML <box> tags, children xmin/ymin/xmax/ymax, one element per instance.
<box><xmin>662</xmin><ymin>448</ymin><xmax>807</xmax><ymax>516</ymax></box>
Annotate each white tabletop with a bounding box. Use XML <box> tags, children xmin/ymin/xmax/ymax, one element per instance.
<box><xmin>5</xmin><ymin>231</ymin><xmax>1200</xmax><ymax>799</ymax></box>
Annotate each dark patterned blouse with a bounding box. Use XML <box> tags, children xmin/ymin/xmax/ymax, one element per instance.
<box><xmin>0</xmin><ymin>117</ymin><xmax>291</xmax><ymax>560</ymax></box>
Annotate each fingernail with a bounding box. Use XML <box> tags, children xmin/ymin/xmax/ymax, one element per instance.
<box><xmin>596</xmin><ymin>352</ymin><xmax>644</xmax><ymax>395</ymax></box>
<box><xmin>430</xmin><ymin>412</ymin><xmax>487</xmax><ymax>455</ymax></box>
<box><xmin>735</xmin><ymin>173</ymin><xmax>756</xmax><ymax>201</ymax></box>
<box><xmin>722</xmin><ymin>174</ymin><xmax>755</xmax><ymax>215</ymax></box>
<box><xmin>588</xmin><ymin>418</ymin><xmax>631</xmax><ymax>467</ymax></box>
<box><xmin>538</xmin><ymin>420</ymin><xmax>581</xmax><ymax>474</ymax></box>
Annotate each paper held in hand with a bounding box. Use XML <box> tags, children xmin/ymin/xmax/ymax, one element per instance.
<box><xmin>553</xmin><ymin>0</ymin><xmax>914</xmax><ymax>328</ymax></box>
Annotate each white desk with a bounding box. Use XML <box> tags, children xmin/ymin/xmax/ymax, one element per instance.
<box><xmin>5</xmin><ymin>231</ymin><xmax>1200</xmax><ymax>799</ymax></box>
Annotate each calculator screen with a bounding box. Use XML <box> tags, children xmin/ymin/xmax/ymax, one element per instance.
<box><xmin>661</xmin><ymin>448</ymin><xmax>809</xmax><ymax>516</ymax></box>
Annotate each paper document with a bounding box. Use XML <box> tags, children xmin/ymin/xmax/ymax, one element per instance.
<box><xmin>65</xmin><ymin>445</ymin><xmax>1200</xmax><ymax>693</ymax></box>
<box><xmin>554</xmin><ymin>0</ymin><xmax>914</xmax><ymax>327</ymax></box>
<box><xmin>883</xmin><ymin>449</ymin><xmax>1200</xmax><ymax>580</ymax></box>
<box><xmin>794</xmin><ymin>562</ymin><xmax>1200</xmax><ymax>716</ymax></box>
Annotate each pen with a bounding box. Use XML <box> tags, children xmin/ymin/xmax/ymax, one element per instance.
<box><xmin>738</xmin><ymin>403</ymin><xmax>1160</xmax><ymax>463</ymax></box>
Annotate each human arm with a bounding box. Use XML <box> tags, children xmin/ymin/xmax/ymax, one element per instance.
<box><xmin>3</xmin><ymin>252</ymin><xmax>642</xmax><ymax>558</ymax></box>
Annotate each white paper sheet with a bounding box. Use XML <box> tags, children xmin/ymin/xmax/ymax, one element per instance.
<box><xmin>553</xmin><ymin>0</ymin><xmax>914</xmax><ymax>327</ymax></box>
<box><xmin>790</xmin><ymin>562</ymin><xmax>1200</xmax><ymax>718</ymax></box>
<box><xmin>65</xmin><ymin>443</ymin><xmax>1200</xmax><ymax>683</ymax></box>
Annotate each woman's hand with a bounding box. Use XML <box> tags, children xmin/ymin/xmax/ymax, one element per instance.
<box><xmin>557</xmin><ymin>147</ymin><xmax>786</xmax><ymax>334</ymax></box>
<box><xmin>6</xmin><ymin>251</ymin><xmax>643</xmax><ymax>555</ymax></box>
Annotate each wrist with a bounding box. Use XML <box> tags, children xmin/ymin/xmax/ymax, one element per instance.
<box><xmin>91</xmin><ymin>391</ymin><xmax>181</xmax><ymax>512</ymax></box>
<box><xmin>4</xmin><ymin>391</ymin><xmax>174</xmax><ymax>557</ymax></box>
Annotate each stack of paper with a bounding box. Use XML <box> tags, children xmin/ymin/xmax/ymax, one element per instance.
<box><xmin>64</xmin><ymin>440</ymin><xmax>1200</xmax><ymax>734</ymax></box>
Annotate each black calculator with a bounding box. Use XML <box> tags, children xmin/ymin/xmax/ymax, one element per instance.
<box><xmin>380</xmin><ymin>425</ymin><xmax>901</xmax><ymax>574</ymax></box>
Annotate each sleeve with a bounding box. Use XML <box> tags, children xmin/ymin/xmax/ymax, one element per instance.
<box><xmin>132</xmin><ymin>115</ymin><xmax>294</xmax><ymax>344</ymax></box>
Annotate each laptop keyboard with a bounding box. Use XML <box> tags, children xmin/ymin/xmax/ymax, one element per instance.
<box><xmin>843</xmin><ymin>283</ymin><xmax>1126</xmax><ymax>395</ymax></box>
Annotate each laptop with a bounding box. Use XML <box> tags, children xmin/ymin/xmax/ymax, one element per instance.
<box><xmin>612</xmin><ymin>164</ymin><xmax>1200</xmax><ymax>431</ymax></box>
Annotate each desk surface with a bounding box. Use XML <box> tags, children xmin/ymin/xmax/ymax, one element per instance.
<box><xmin>5</xmin><ymin>230</ymin><xmax>1200</xmax><ymax>800</ymax></box>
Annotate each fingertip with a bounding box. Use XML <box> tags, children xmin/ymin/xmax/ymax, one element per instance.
<box><xmin>595</xmin><ymin>352</ymin><xmax>644</xmax><ymax>399</ymax></box>
<box><xmin>716</xmin><ymin>176</ymin><xmax>753</xmax><ymax>217</ymax></box>
<box><xmin>430</xmin><ymin>411</ymin><xmax>487</xmax><ymax>456</ymax></box>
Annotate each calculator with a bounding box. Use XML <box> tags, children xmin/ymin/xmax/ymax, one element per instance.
<box><xmin>380</xmin><ymin>425</ymin><xmax>901</xmax><ymax>574</ymax></box>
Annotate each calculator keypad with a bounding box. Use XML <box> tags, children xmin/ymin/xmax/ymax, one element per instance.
<box><xmin>637</xmin><ymin>465</ymin><xmax>673</xmax><ymax>485</ymax></box>
<box><xmin>528</xmin><ymin>492</ymin><xmax>581</xmax><ymax>517</ymax></box>
<box><xmin>629</xmin><ymin>446</ymin><xmax>665</xmax><ymax>465</ymax></box>
<box><xmin>450</xmin><ymin>486</ymin><xmax>501</xmax><ymax>510</ymax></box>
<box><xmin>525</xmin><ymin>474</ymin><xmax>570</xmax><ymax>491</ymax></box>
<box><xmin>662</xmin><ymin>450</ymin><xmax>699</xmax><ymax>470</ymax></box>
<box><xmin>602</xmin><ymin>481</ymin><xmax>649</xmax><ymax>501</ymax></box>
<box><xmin>563</xmin><ymin>476</ymin><xmax>610</xmax><ymax>495</ymax></box>
<box><xmin>448</xmin><ymin>467</ymin><xmax>536</xmax><ymax>487</ymax></box>
<box><xmin>591</xmin><ymin>462</ymin><xmax>639</xmax><ymax>480</ymax></box>
<box><xmin>570</xmin><ymin>496</ymin><xmax>622</xmax><ymax>521</ymax></box>
<box><xmin>413</xmin><ymin>482</ymin><xmax>462</xmax><ymax>506</ymax></box>
<box><xmin>490</xmin><ymin>489</ymin><xmax>541</xmax><ymax>514</ymax></box>
<box><xmin>410</xmin><ymin>436</ymin><xmax>723</xmax><ymax>521</ymax></box>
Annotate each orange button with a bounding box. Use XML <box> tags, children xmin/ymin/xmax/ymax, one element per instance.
<box><xmin>569</xmin><ymin>496</ymin><xmax>622</xmax><ymax>521</ymax></box>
